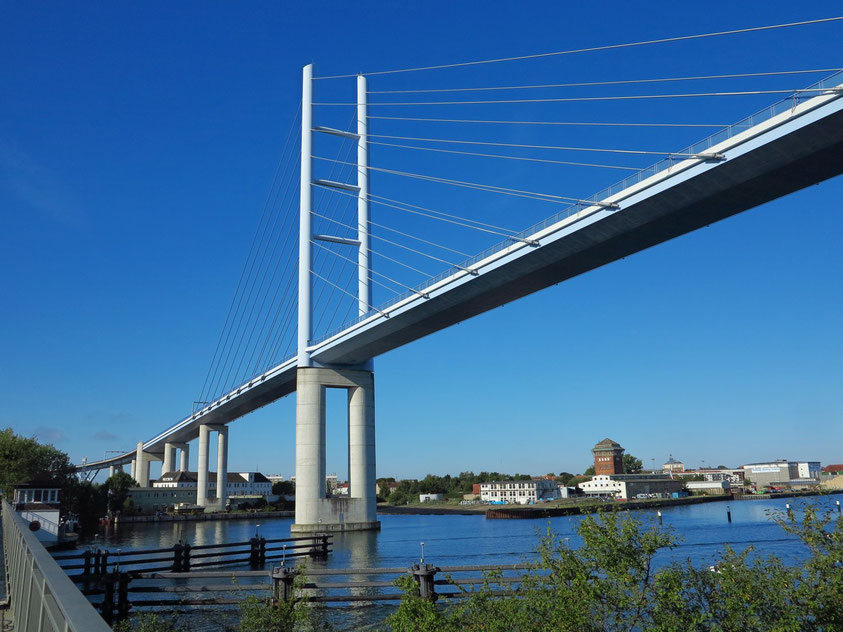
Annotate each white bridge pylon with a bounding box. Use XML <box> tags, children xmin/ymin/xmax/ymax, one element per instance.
<box><xmin>295</xmin><ymin>65</ymin><xmax>380</xmax><ymax>531</ymax></box>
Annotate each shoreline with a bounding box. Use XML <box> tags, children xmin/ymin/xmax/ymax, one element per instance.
<box><xmin>108</xmin><ymin>489</ymin><xmax>842</xmax><ymax>524</ymax></box>
<box><xmin>113</xmin><ymin>510</ymin><xmax>293</xmax><ymax>524</ymax></box>
<box><xmin>377</xmin><ymin>489</ymin><xmax>843</xmax><ymax>519</ymax></box>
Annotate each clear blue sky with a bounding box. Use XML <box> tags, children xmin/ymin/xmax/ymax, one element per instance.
<box><xmin>1</xmin><ymin>2</ymin><xmax>841</xmax><ymax>481</ymax></box>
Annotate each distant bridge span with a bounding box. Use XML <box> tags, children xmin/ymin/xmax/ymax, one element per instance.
<box><xmin>79</xmin><ymin>78</ymin><xmax>843</xmax><ymax>473</ymax></box>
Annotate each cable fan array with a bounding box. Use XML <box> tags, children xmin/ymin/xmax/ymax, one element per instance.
<box><xmin>195</xmin><ymin>16</ymin><xmax>843</xmax><ymax>410</ymax></box>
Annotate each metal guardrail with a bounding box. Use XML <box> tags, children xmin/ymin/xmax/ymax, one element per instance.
<box><xmin>54</xmin><ymin>533</ymin><xmax>332</xmax><ymax>577</ymax></box>
<box><xmin>1</xmin><ymin>499</ymin><xmax>111</xmax><ymax>632</ymax></box>
<box><xmin>119</xmin><ymin>561</ymin><xmax>534</xmax><ymax>612</ymax></box>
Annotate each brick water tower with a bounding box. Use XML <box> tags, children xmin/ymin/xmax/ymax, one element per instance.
<box><xmin>592</xmin><ymin>438</ymin><xmax>625</xmax><ymax>475</ymax></box>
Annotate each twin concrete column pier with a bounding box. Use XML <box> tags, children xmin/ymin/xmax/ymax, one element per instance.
<box><xmin>133</xmin><ymin>441</ymin><xmax>161</xmax><ymax>487</ymax></box>
<box><xmin>161</xmin><ymin>442</ymin><xmax>190</xmax><ymax>476</ymax></box>
<box><xmin>292</xmin><ymin>367</ymin><xmax>379</xmax><ymax>533</ymax></box>
<box><xmin>178</xmin><ymin>443</ymin><xmax>189</xmax><ymax>471</ymax></box>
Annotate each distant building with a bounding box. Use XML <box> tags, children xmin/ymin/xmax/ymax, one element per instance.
<box><xmin>701</xmin><ymin>469</ymin><xmax>746</xmax><ymax>486</ymax></box>
<box><xmin>128</xmin><ymin>487</ymin><xmax>197</xmax><ymax>512</ymax></box>
<box><xmin>579</xmin><ymin>474</ymin><xmax>684</xmax><ymax>499</ymax></box>
<box><xmin>822</xmin><ymin>464</ymin><xmax>843</xmax><ymax>476</ymax></box>
<box><xmin>556</xmin><ymin>485</ymin><xmax>582</xmax><ymax>499</ymax></box>
<box><xmin>742</xmin><ymin>461</ymin><xmax>821</xmax><ymax>490</ymax></box>
<box><xmin>592</xmin><ymin>438</ymin><xmax>625</xmax><ymax>475</ymax></box>
<box><xmin>12</xmin><ymin>482</ymin><xmax>63</xmax><ymax>546</ymax></box>
<box><xmin>663</xmin><ymin>455</ymin><xmax>685</xmax><ymax>473</ymax></box>
<box><xmin>153</xmin><ymin>471</ymin><xmax>272</xmax><ymax>497</ymax></box>
<box><xmin>419</xmin><ymin>493</ymin><xmax>443</xmax><ymax>502</ymax></box>
<box><xmin>266</xmin><ymin>474</ymin><xmax>286</xmax><ymax>485</ymax></box>
<box><xmin>480</xmin><ymin>480</ymin><xmax>558</xmax><ymax>504</ymax></box>
<box><xmin>685</xmin><ymin>480</ymin><xmax>731</xmax><ymax>495</ymax></box>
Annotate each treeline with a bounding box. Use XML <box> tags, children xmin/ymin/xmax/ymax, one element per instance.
<box><xmin>0</xmin><ymin>427</ymin><xmax>138</xmax><ymax>533</ymax></box>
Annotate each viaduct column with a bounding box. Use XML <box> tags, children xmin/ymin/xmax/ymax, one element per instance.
<box><xmin>135</xmin><ymin>442</ymin><xmax>150</xmax><ymax>487</ymax></box>
<box><xmin>173</xmin><ymin>442</ymin><xmax>189</xmax><ymax>472</ymax></box>
<box><xmin>108</xmin><ymin>465</ymin><xmax>115</xmax><ymax>478</ymax></box>
<box><xmin>130</xmin><ymin>459</ymin><xmax>136</xmax><ymax>480</ymax></box>
<box><xmin>348</xmin><ymin>376</ymin><xmax>376</xmax><ymax>520</ymax></box>
<box><xmin>197</xmin><ymin>425</ymin><xmax>210</xmax><ymax>507</ymax></box>
<box><xmin>162</xmin><ymin>443</ymin><xmax>176</xmax><ymax>475</ymax></box>
<box><xmin>294</xmin><ymin>369</ymin><xmax>325</xmax><ymax>528</ymax></box>
<box><xmin>216</xmin><ymin>426</ymin><xmax>229</xmax><ymax>510</ymax></box>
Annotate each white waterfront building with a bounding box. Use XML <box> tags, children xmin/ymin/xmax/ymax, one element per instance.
<box><xmin>153</xmin><ymin>471</ymin><xmax>272</xmax><ymax>496</ymax></box>
<box><xmin>480</xmin><ymin>480</ymin><xmax>559</xmax><ymax>504</ymax></box>
<box><xmin>579</xmin><ymin>474</ymin><xmax>685</xmax><ymax>499</ymax></box>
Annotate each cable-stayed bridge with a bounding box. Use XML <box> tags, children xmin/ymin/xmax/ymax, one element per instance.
<box><xmin>74</xmin><ymin>18</ymin><xmax>843</xmax><ymax>532</ymax></box>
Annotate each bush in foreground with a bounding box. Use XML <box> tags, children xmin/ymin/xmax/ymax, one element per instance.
<box><xmin>387</xmin><ymin>503</ymin><xmax>843</xmax><ymax>632</ymax></box>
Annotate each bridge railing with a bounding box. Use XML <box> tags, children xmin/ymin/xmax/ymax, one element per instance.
<box><xmin>1</xmin><ymin>499</ymin><xmax>111</xmax><ymax>632</ymax></box>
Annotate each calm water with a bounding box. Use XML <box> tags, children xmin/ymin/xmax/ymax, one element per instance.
<box><xmin>79</xmin><ymin>495</ymin><xmax>842</xmax><ymax>630</ymax></box>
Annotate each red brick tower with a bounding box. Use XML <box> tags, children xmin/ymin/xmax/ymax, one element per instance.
<box><xmin>592</xmin><ymin>438</ymin><xmax>625</xmax><ymax>475</ymax></box>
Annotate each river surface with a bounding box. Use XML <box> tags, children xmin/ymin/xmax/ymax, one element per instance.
<box><xmin>78</xmin><ymin>494</ymin><xmax>842</xmax><ymax>630</ymax></box>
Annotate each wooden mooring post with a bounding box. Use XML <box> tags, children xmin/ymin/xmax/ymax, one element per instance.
<box><xmin>117</xmin><ymin>572</ymin><xmax>132</xmax><ymax>619</ymax></box>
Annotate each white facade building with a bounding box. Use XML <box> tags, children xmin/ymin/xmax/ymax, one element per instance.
<box><xmin>579</xmin><ymin>474</ymin><xmax>684</xmax><ymax>499</ymax></box>
<box><xmin>685</xmin><ymin>480</ymin><xmax>731</xmax><ymax>494</ymax></box>
<box><xmin>743</xmin><ymin>461</ymin><xmax>822</xmax><ymax>490</ymax></box>
<box><xmin>480</xmin><ymin>480</ymin><xmax>558</xmax><ymax>504</ymax></box>
<box><xmin>154</xmin><ymin>471</ymin><xmax>272</xmax><ymax>496</ymax></box>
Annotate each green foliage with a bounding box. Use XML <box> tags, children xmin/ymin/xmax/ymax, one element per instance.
<box><xmin>0</xmin><ymin>427</ymin><xmax>75</xmax><ymax>499</ymax></box>
<box><xmin>384</xmin><ymin>471</ymin><xmax>549</xmax><ymax>504</ymax></box>
<box><xmin>272</xmin><ymin>480</ymin><xmax>295</xmax><ymax>496</ymax></box>
<box><xmin>238</xmin><ymin>594</ymin><xmax>303</xmax><ymax>632</ymax></box>
<box><xmin>388</xmin><ymin>503</ymin><xmax>843</xmax><ymax>632</ymax></box>
<box><xmin>236</xmin><ymin>570</ymin><xmax>311</xmax><ymax>632</ymax></box>
<box><xmin>623</xmin><ymin>453</ymin><xmax>643</xmax><ymax>474</ymax></box>
<box><xmin>73</xmin><ymin>480</ymin><xmax>108</xmax><ymax>533</ymax></box>
<box><xmin>556</xmin><ymin>472</ymin><xmax>575</xmax><ymax>486</ymax></box>
<box><xmin>104</xmin><ymin>470</ymin><xmax>138</xmax><ymax>513</ymax></box>
<box><xmin>582</xmin><ymin>465</ymin><xmax>595</xmax><ymax>477</ymax></box>
<box><xmin>112</xmin><ymin>612</ymin><xmax>182</xmax><ymax>632</ymax></box>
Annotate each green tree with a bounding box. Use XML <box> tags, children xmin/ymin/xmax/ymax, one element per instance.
<box><xmin>104</xmin><ymin>471</ymin><xmax>138</xmax><ymax>513</ymax></box>
<box><xmin>582</xmin><ymin>465</ymin><xmax>595</xmax><ymax>477</ymax></box>
<box><xmin>622</xmin><ymin>454</ymin><xmax>643</xmax><ymax>474</ymax></box>
<box><xmin>271</xmin><ymin>480</ymin><xmax>294</xmax><ymax>496</ymax></box>
<box><xmin>0</xmin><ymin>427</ymin><xmax>75</xmax><ymax>501</ymax></box>
<box><xmin>557</xmin><ymin>472</ymin><xmax>575</xmax><ymax>486</ymax></box>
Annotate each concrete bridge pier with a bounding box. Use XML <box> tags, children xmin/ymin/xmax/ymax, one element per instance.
<box><xmin>292</xmin><ymin>367</ymin><xmax>379</xmax><ymax>533</ymax></box>
<box><xmin>133</xmin><ymin>442</ymin><xmax>163</xmax><ymax>487</ymax></box>
<box><xmin>162</xmin><ymin>442</ymin><xmax>176</xmax><ymax>474</ymax></box>
<box><xmin>176</xmin><ymin>442</ymin><xmax>189</xmax><ymax>472</ymax></box>
<box><xmin>197</xmin><ymin>424</ymin><xmax>228</xmax><ymax>511</ymax></box>
<box><xmin>108</xmin><ymin>465</ymin><xmax>115</xmax><ymax>477</ymax></box>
